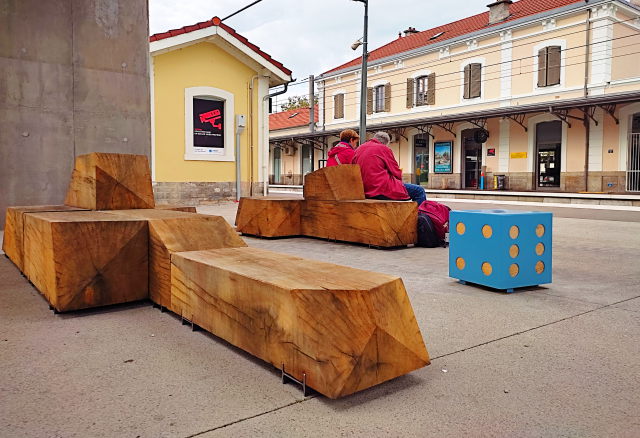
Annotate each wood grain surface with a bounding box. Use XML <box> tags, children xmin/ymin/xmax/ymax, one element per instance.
<box><xmin>302</xmin><ymin>165</ymin><xmax>365</xmax><ymax>201</ymax></box>
<box><xmin>23</xmin><ymin>211</ymin><xmax>148</xmax><ymax>312</ymax></box>
<box><xmin>235</xmin><ymin>197</ymin><xmax>302</xmax><ymax>237</ymax></box>
<box><xmin>171</xmin><ymin>247</ymin><xmax>429</xmax><ymax>398</ymax></box>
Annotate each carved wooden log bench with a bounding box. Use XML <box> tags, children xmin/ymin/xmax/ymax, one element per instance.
<box><xmin>236</xmin><ymin>165</ymin><xmax>418</xmax><ymax>247</ymax></box>
<box><xmin>171</xmin><ymin>246</ymin><xmax>430</xmax><ymax>398</ymax></box>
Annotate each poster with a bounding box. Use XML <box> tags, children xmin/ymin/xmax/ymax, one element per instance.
<box><xmin>434</xmin><ymin>141</ymin><xmax>453</xmax><ymax>174</ymax></box>
<box><xmin>193</xmin><ymin>98</ymin><xmax>224</xmax><ymax>153</ymax></box>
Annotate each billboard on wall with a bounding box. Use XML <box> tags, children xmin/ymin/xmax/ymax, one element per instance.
<box><xmin>193</xmin><ymin>98</ymin><xmax>224</xmax><ymax>151</ymax></box>
<box><xmin>434</xmin><ymin>141</ymin><xmax>453</xmax><ymax>174</ymax></box>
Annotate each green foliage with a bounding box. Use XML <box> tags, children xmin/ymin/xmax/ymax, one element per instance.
<box><xmin>280</xmin><ymin>95</ymin><xmax>318</xmax><ymax>111</ymax></box>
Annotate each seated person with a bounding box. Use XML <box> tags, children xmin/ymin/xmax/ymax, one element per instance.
<box><xmin>326</xmin><ymin>129</ymin><xmax>359</xmax><ymax>166</ymax></box>
<box><xmin>352</xmin><ymin>131</ymin><xmax>426</xmax><ymax>205</ymax></box>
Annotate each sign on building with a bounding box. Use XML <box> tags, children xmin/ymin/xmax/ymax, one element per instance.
<box><xmin>193</xmin><ymin>98</ymin><xmax>224</xmax><ymax>152</ymax></box>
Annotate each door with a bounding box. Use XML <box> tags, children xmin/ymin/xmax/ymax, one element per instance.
<box><xmin>627</xmin><ymin>113</ymin><xmax>640</xmax><ymax>192</ymax></box>
<box><xmin>301</xmin><ymin>143</ymin><xmax>314</xmax><ymax>183</ymax></box>
<box><xmin>536</xmin><ymin>121</ymin><xmax>562</xmax><ymax>189</ymax></box>
<box><xmin>273</xmin><ymin>146</ymin><xmax>282</xmax><ymax>184</ymax></box>
<box><xmin>414</xmin><ymin>134</ymin><xmax>429</xmax><ymax>185</ymax></box>
<box><xmin>462</xmin><ymin>129</ymin><xmax>482</xmax><ymax>189</ymax></box>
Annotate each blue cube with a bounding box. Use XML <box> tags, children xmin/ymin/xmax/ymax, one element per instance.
<box><xmin>449</xmin><ymin>209</ymin><xmax>552</xmax><ymax>292</ymax></box>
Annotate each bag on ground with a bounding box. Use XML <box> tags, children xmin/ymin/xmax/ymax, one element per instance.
<box><xmin>416</xmin><ymin>200</ymin><xmax>451</xmax><ymax>247</ymax></box>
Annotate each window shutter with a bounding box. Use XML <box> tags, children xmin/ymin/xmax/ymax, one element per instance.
<box><xmin>463</xmin><ymin>64</ymin><xmax>471</xmax><ymax>99</ymax></box>
<box><xmin>367</xmin><ymin>87</ymin><xmax>373</xmax><ymax>115</ymax></box>
<box><xmin>547</xmin><ymin>46</ymin><xmax>561</xmax><ymax>86</ymax></box>
<box><xmin>470</xmin><ymin>63</ymin><xmax>481</xmax><ymax>98</ymax></box>
<box><xmin>334</xmin><ymin>94</ymin><xmax>344</xmax><ymax>119</ymax></box>
<box><xmin>427</xmin><ymin>73</ymin><xmax>436</xmax><ymax>105</ymax></box>
<box><xmin>384</xmin><ymin>83</ymin><xmax>391</xmax><ymax>112</ymax></box>
<box><xmin>537</xmin><ymin>48</ymin><xmax>547</xmax><ymax>87</ymax></box>
<box><xmin>406</xmin><ymin>78</ymin><xmax>414</xmax><ymax>108</ymax></box>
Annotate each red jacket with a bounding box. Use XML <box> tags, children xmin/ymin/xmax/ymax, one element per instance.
<box><xmin>352</xmin><ymin>139</ymin><xmax>409</xmax><ymax>200</ymax></box>
<box><xmin>327</xmin><ymin>142</ymin><xmax>355</xmax><ymax>166</ymax></box>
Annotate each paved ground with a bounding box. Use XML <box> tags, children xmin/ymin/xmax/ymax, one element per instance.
<box><xmin>1</xmin><ymin>201</ymin><xmax>639</xmax><ymax>437</ymax></box>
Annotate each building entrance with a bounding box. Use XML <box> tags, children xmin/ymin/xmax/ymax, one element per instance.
<box><xmin>273</xmin><ymin>147</ymin><xmax>282</xmax><ymax>184</ymax></box>
<box><xmin>536</xmin><ymin>121</ymin><xmax>562</xmax><ymax>189</ymax></box>
<box><xmin>301</xmin><ymin>143</ymin><xmax>314</xmax><ymax>182</ymax></box>
<box><xmin>462</xmin><ymin>129</ymin><xmax>482</xmax><ymax>189</ymax></box>
<box><xmin>413</xmin><ymin>134</ymin><xmax>429</xmax><ymax>185</ymax></box>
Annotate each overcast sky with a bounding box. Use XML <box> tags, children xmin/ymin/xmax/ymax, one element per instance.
<box><xmin>149</xmin><ymin>0</ymin><xmax>490</xmax><ymax>106</ymax></box>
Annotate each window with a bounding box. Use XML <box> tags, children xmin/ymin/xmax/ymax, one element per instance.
<box><xmin>374</xmin><ymin>85</ymin><xmax>385</xmax><ymax>112</ymax></box>
<box><xmin>406</xmin><ymin>74</ymin><xmax>436</xmax><ymax>108</ymax></box>
<box><xmin>463</xmin><ymin>63</ymin><xmax>482</xmax><ymax>99</ymax></box>
<box><xmin>538</xmin><ymin>46</ymin><xmax>561</xmax><ymax>87</ymax></box>
<box><xmin>367</xmin><ymin>83</ymin><xmax>391</xmax><ymax>114</ymax></box>
<box><xmin>333</xmin><ymin>93</ymin><xmax>344</xmax><ymax>119</ymax></box>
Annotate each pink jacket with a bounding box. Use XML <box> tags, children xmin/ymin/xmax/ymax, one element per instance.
<box><xmin>352</xmin><ymin>139</ymin><xmax>409</xmax><ymax>200</ymax></box>
<box><xmin>327</xmin><ymin>142</ymin><xmax>355</xmax><ymax>166</ymax></box>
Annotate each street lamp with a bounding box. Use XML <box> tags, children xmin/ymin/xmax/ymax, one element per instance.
<box><xmin>352</xmin><ymin>0</ymin><xmax>368</xmax><ymax>142</ymax></box>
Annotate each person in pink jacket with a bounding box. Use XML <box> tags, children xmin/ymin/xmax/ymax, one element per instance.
<box><xmin>326</xmin><ymin>129</ymin><xmax>359</xmax><ymax>166</ymax></box>
<box><xmin>352</xmin><ymin>131</ymin><xmax>426</xmax><ymax>205</ymax></box>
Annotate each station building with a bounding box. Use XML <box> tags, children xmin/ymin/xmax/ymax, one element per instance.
<box><xmin>269</xmin><ymin>0</ymin><xmax>640</xmax><ymax>193</ymax></box>
<box><xmin>150</xmin><ymin>17</ymin><xmax>292</xmax><ymax>204</ymax></box>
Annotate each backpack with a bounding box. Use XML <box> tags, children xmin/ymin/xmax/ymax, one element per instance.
<box><xmin>416</xmin><ymin>200</ymin><xmax>451</xmax><ymax>248</ymax></box>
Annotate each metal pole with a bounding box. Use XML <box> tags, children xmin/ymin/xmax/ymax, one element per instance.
<box><xmin>359</xmin><ymin>0</ymin><xmax>368</xmax><ymax>141</ymax></box>
<box><xmin>309</xmin><ymin>75</ymin><xmax>315</xmax><ymax>133</ymax></box>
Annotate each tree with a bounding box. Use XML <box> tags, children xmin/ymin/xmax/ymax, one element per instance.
<box><xmin>280</xmin><ymin>95</ymin><xmax>318</xmax><ymax>111</ymax></box>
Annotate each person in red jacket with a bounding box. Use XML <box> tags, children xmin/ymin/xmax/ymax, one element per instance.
<box><xmin>352</xmin><ymin>131</ymin><xmax>426</xmax><ymax>205</ymax></box>
<box><xmin>326</xmin><ymin>129</ymin><xmax>359</xmax><ymax>166</ymax></box>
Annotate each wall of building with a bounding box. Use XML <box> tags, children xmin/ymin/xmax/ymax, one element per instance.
<box><xmin>0</xmin><ymin>0</ymin><xmax>151</xmax><ymax>228</ymax></box>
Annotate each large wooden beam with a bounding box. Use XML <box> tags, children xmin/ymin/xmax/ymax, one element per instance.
<box><xmin>104</xmin><ymin>209</ymin><xmax>246</xmax><ymax>310</ymax></box>
<box><xmin>155</xmin><ymin>205</ymin><xmax>197</xmax><ymax>213</ymax></box>
<box><xmin>23</xmin><ymin>211</ymin><xmax>148</xmax><ymax>312</ymax></box>
<box><xmin>2</xmin><ymin>205</ymin><xmax>87</xmax><ymax>273</ymax></box>
<box><xmin>303</xmin><ymin>165</ymin><xmax>365</xmax><ymax>201</ymax></box>
<box><xmin>171</xmin><ymin>247</ymin><xmax>429</xmax><ymax>398</ymax></box>
<box><xmin>236</xmin><ymin>197</ymin><xmax>302</xmax><ymax>237</ymax></box>
<box><xmin>65</xmin><ymin>153</ymin><xmax>155</xmax><ymax>210</ymax></box>
<box><xmin>301</xmin><ymin>200</ymin><xmax>417</xmax><ymax>247</ymax></box>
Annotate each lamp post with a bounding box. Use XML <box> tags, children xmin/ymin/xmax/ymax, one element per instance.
<box><xmin>352</xmin><ymin>0</ymin><xmax>368</xmax><ymax>142</ymax></box>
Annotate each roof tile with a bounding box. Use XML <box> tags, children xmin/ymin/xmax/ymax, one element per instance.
<box><xmin>269</xmin><ymin>106</ymin><xmax>319</xmax><ymax>131</ymax></box>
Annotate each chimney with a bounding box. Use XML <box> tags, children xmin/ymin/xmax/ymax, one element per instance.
<box><xmin>487</xmin><ymin>0</ymin><xmax>512</xmax><ymax>25</ymax></box>
<box><xmin>403</xmin><ymin>27</ymin><xmax>419</xmax><ymax>37</ymax></box>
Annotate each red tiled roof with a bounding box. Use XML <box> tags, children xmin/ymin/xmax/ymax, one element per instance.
<box><xmin>270</xmin><ymin>106</ymin><xmax>319</xmax><ymax>131</ymax></box>
<box><xmin>324</xmin><ymin>0</ymin><xmax>584</xmax><ymax>75</ymax></box>
<box><xmin>150</xmin><ymin>16</ymin><xmax>292</xmax><ymax>76</ymax></box>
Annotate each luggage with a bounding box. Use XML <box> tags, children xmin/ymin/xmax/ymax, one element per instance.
<box><xmin>416</xmin><ymin>200</ymin><xmax>451</xmax><ymax>248</ymax></box>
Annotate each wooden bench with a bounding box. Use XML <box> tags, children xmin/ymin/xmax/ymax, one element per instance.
<box><xmin>103</xmin><ymin>209</ymin><xmax>246</xmax><ymax>310</ymax></box>
<box><xmin>171</xmin><ymin>246</ymin><xmax>430</xmax><ymax>399</ymax></box>
<box><xmin>236</xmin><ymin>165</ymin><xmax>418</xmax><ymax>247</ymax></box>
<box><xmin>23</xmin><ymin>211</ymin><xmax>149</xmax><ymax>312</ymax></box>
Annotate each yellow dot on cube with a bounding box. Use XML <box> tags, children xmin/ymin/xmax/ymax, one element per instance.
<box><xmin>536</xmin><ymin>224</ymin><xmax>545</xmax><ymax>237</ymax></box>
<box><xmin>509</xmin><ymin>244</ymin><xmax>519</xmax><ymax>258</ymax></box>
<box><xmin>509</xmin><ymin>264</ymin><xmax>519</xmax><ymax>277</ymax></box>
<box><xmin>509</xmin><ymin>225</ymin><xmax>519</xmax><ymax>239</ymax></box>
<box><xmin>456</xmin><ymin>222</ymin><xmax>466</xmax><ymax>235</ymax></box>
<box><xmin>535</xmin><ymin>261</ymin><xmax>545</xmax><ymax>274</ymax></box>
<box><xmin>456</xmin><ymin>257</ymin><xmax>466</xmax><ymax>270</ymax></box>
<box><xmin>482</xmin><ymin>225</ymin><xmax>493</xmax><ymax>238</ymax></box>
<box><xmin>536</xmin><ymin>243</ymin><xmax>545</xmax><ymax>256</ymax></box>
<box><xmin>481</xmin><ymin>262</ymin><xmax>492</xmax><ymax>276</ymax></box>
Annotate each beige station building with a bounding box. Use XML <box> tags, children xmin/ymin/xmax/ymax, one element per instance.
<box><xmin>269</xmin><ymin>0</ymin><xmax>640</xmax><ymax>194</ymax></box>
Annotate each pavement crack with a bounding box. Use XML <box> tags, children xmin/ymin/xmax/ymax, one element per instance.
<box><xmin>183</xmin><ymin>396</ymin><xmax>317</xmax><ymax>437</ymax></box>
<box><xmin>431</xmin><ymin>294</ymin><xmax>640</xmax><ymax>361</ymax></box>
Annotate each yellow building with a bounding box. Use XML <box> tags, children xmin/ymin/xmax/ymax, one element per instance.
<box><xmin>150</xmin><ymin>16</ymin><xmax>292</xmax><ymax>204</ymax></box>
<box><xmin>270</xmin><ymin>0</ymin><xmax>640</xmax><ymax>193</ymax></box>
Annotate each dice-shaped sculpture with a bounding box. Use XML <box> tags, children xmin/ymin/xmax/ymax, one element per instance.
<box><xmin>449</xmin><ymin>210</ymin><xmax>552</xmax><ymax>292</ymax></box>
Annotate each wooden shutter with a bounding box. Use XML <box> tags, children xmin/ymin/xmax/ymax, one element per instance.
<box><xmin>384</xmin><ymin>83</ymin><xmax>391</xmax><ymax>112</ymax></box>
<box><xmin>427</xmin><ymin>73</ymin><xmax>436</xmax><ymax>105</ymax></box>
<box><xmin>366</xmin><ymin>87</ymin><xmax>373</xmax><ymax>115</ymax></box>
<box><xmin>463</xmin><ymin>64</ymin><xmax>471</xmax><ymax>99</ymax></box>
<box><xmin>470</xmin><ymin>63</ymin><xmax>481</xmax><ymax>98</ymax></box>
<box><xmin>537</xmin><ymin>48</ymin><xmax>547</xmax><ymax>87</ymax></box>
<box><xmin>406</xmin><ymin>78</ymin><xmax>414</xmax><ymax>108</ymax></box>
<box><xmin>334</xmin><ymin>94</ymin><xmax>344</xmax><ymax>119</ymax></box>
<box><xmin>547</xmin><ymin>46</ymin><xmax>561</xmax><ymax>86</ymax></box>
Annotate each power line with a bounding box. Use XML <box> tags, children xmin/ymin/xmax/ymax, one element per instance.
<box><xmin>222</xmin><ymin>0</ymin><xmax>263</xmax><ymax>22</ymax></box>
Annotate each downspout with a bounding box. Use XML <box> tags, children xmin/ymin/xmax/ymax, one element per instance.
<box><xmin>583</xmin><ymin>6</ymin><xmax>592</xmax><ymax>192</ymax></box>
<box><xmin>248</xmin><ymin>76</ymin><xmax>258</xmax><ymax>197</ymax></box>
<box><xmin>262</xmin><ymin>79</ymin><xmax>295</xmax><ymax>196</ymax></box>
